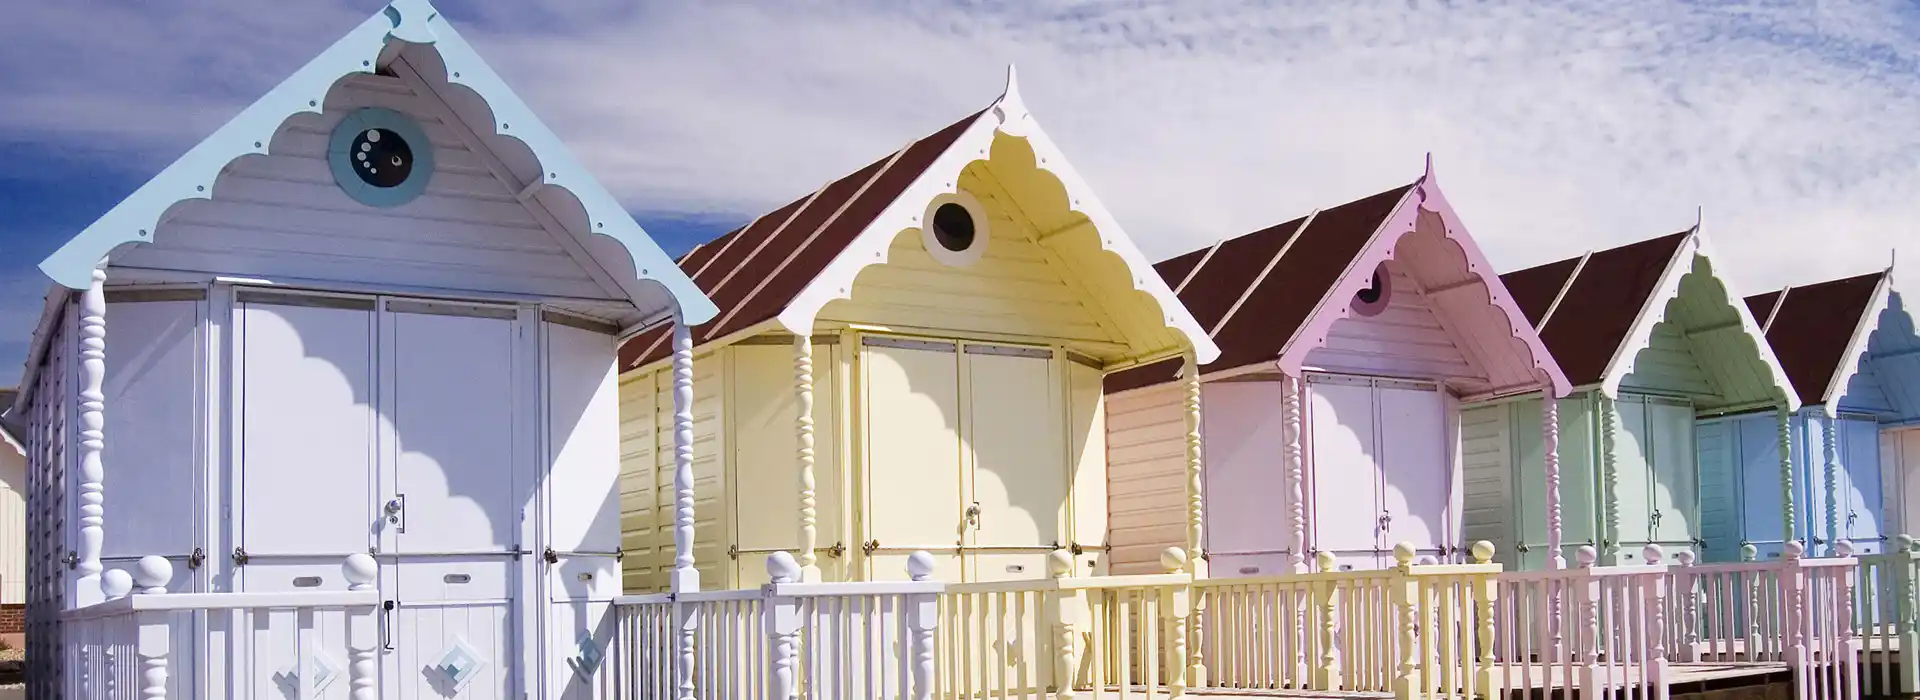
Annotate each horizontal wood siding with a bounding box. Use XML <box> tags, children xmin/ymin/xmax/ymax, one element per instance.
<box><xmin>618</xmin><ymin>351</ymin><xmax>729</xmax><ymax>593</ymax></box>
<box><xmin>729</xmin><ymin>343</ymin><xmax>842</xmax><ymax>587</ymax></box>
<box><xmin>1301</xmin><ymin>264</ymin><xmax>1485</xmax><ymax>383</ymax></box>
<box><xmin>1618</xmin><ymin>318</ymin><xmax>1714</xmax><ymax>397</ymax></box>
<box><xmin>1458</xmin><ymin>404</ymin><xmax>1512</xmax><ymax>565</ymax></box>
<box><xmin>1837</xmin><ymin>361</ymin><xmax>1896</xmax><ymax>415</ymax></box>
<box><xmin>1668</xmin><ymin>259</ymin><xmax>1781</xmax><ymax>410</ymax></box>
<box><xmin>1105</xmin><ymin>383</ymin><xmax>1187</xmax><ymax>575</ymax></box>
<box><xmin>118</xmin><ymin>74</ymin><xmax>614</xmax><ymax>301</ymax></box>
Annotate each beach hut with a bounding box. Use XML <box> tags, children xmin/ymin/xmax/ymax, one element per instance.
<box><xmin>1707</xmin><ymin>271</ymin><xmax>1896</xmax><ymax>556</ymax></box>
<box><xmin>1102</xmin><ymin>162</ymin><xmax>1569</xmax><ymax>574</ymax></box>
<box><xmin>10</xmin><ymin>1</ymin><xmax>717</xmax><ymax>696</ymax></box>
<box><xmin>615</xmin><ymin>70</ymin><xmax>1217</xmax><ymax>590</ymax></box>
<box><xmin>1468</xmin><ymin>229</ymin><xmax>1797</xmax><ymax>568</ymax></box>
<box><xmin>1871</xmin><ymin>289</ymin><xmax>1920</xmax><ymax>536</ymax></box>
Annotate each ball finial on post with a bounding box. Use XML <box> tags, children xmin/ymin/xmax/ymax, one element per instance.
<box><xmin>343</xmin><ymin>553</ymin><xmax>377</xmax><ymax>590</ymax></box>
<box><xmin>1470</xmin><ymin>541</ymin><xmax>1495</xmax><ymax>564</ymax></box>
<box><xmin>1576</xmin><ymin>545</ymin><xmax>1598</xmax><ymax>568</ymax></box>
<box><xmin>101</xmin><ymin>569</ymin><xmax>133</xmax><ymax>600</ymax></box>
<box><xmin>1160</xmin><ymin>546</ymin><xmax>1189</xmax><ymax>575</ymax></box>
<box><xmin>1784</xmin><ymin>540</ymin><xmax>1805</xmax><ymax>560</ymax></box>
<box><xmin>1899</xmin><ymin>533</ymin><xmax>1917</xmax><ymax>553</ymax></box>
<box><xmin>1675</xmin><ymin>549</ymin><xmax>1695</xmax><ymax>566</ymax></box>
<box><xmin>1642</xmin><ymin>543</ymin><xmax>1665</xmax><ymax>565</ymax></box>
<box><xmin>133</xmin><ymin>556</ymin><xmax>173</xmax><ymax>594</ymax></box>
<box><xmin>1047</xmin><ymin>549</ymin><xmax>1073</xmax><ymax>578</ymax></box>
<box><xmin>1741</xmin><ymin>543</ymin><xmax>1759</xmax><ymax>562</ymax></box>
<box><xmin>1314</xmin><ymin>550</ymin><xmax>1336</xmax><ymax>573</ymax></box>
<box><xmin>1392</xmin><ymin>542</ymin><xmax>1416</xmax><ymax>567</ymax></box>
<box><xmin>1835</xmin><ymin>539</ymin><xmax>1855</xmax><ymax>557</ymax></box>
<box><xmin>907</xmin><ymin>550</ymin><xmax>936</xmax><ymax>582</ymax></box>
<box><xmin>768</xmin><ymin>551</ymin><xmax>801</xmax><ymax>584</ymax></box>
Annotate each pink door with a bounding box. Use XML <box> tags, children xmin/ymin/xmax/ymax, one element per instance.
<box><xmin>1307</xmin><ymin>377</ymin><xmax>1382</xmax><ymax>570</ymax></box>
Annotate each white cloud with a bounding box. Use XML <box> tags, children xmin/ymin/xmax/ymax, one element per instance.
<box><xmin>6</xmin><ymin>0</ymin><xmax>1920</xmax><ymax>316</ymax></box>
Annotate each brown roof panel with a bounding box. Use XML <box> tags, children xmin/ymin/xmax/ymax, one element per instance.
<box><xmin>1745</xmin><ymin>290</ymin><xmax>1783</xmax><ymax>330</ymax></box>
<box><xmin>1499</xmin><ymin>257</ymin><xmax>1581</xmax><ymax>328</ymax></box>
<box><xmin>1206</xmin><ymin>185</ymin><xmax>1413</xmax><ymax>372</ymax></box>
<box><xmin>1173</xmin><ymin>214</ymin><xmax>1311</xmax><ymax>332</ymax></box>
<box><xmin>1508</xmin><ymin>231</ymin><xmax>1691</xmax><ymax>386</ymax></box>
<box><xmin>1103</xmin><ymin>356</ymin><xmax>1185</xmax><ymax>394</ymax></box>
<box><xmin>1152</xmin><ymin>248</ymin><xmax>1209</xmax><ymax>292</ymax></box>
<box><xmin>1751</xmin><ymin>272</ymin><xmax>1886</xmax><ymax>405</ymax></box>
<box><xmin>618</xmin><ymin>109</ymin><xmax>984</xmax><ymax>370</ymax></box>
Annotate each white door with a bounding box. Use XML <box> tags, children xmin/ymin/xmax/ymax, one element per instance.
<box><xmin>1376</xmin><ymin>382</ymin><xmax>1449</xmax><ymax>560</ymax></box>
<box><xmin>378</xmin><ymin>300</ymin><xmax>520</xmax><ymax>699</ymax></box>
<box><xmin>1306</xmin><ymin>376</ymin><xmax>1382</xmax><ymax>569</ymax></box>
<box><xmin>861</xmin><ymin>337</ymin><xmax>966</xmax><ymax>581</ymax></box>
<box><xmin>962</xmin><ymin>344</ymin><xmax>1067</xmax><ymax>582</ymax></box>
<box><xmin>234</xmin><ymin>291</ymin><xmax>520</xmax><ymax>699</ymax></box>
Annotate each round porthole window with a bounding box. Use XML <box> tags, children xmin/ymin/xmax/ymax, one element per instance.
<box><xmin>1350</xmin><ymin>262</ymin><xmax>1392</xmax><ymax>317</ymax></box>
<box><xmin>921</xmin><ymin>192</ymin><xmax>989</xmax><ymax>267</ymax></box>
<box><xmin>328</xmin><ymin>107</ymin><xmax>435</xmax><ymax>208</ymax></box>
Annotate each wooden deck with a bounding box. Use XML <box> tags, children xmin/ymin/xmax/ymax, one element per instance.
<box><xmin>1154</xmin><ymin>662</ymin><xmax>1792</xmax><ymax>699</ymax></box>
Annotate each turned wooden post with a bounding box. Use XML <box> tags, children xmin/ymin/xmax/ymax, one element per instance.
<box><xmin>1181</xmin><ymin>355</ymin><xmax>1209</xmax><ymax>688</ymax></box>
<box><xmin>343</xmin><ymin>553</ymin><xmax>378</xmax><ymax>700</ymax></box>
<box><xmin>1836</xmin><ymin>540</ymin><xmax>1862</xmax><ymax>700</ymax></box>
<box><xmin>1470</xmin><ymin>542</ymin><xmax>1501</xmax><ymax>699</ymax></box>
<box><xmin>1389</xmin><ymin>543</ymin><xmax>1421</xmax><ymax>700</ymax></box>
<box><xmin>1896</xmin><ymin>535</ymin><xmax>1920</xmax><ymax>696</ymax></box>
<box><xmin>102</xmin><ymin>570</ymin><xmax>132</xmax><ymax>699</ymax></box>
<box><xmin>1311</xmin><ymin>551</ymin><xmax>1342</xmax><ymax>690</ymax></box>
<box><xmin>669</xmin><ymin>318</ymin><xmax>700</xmax><ymax>700</ymax></box>
<box><xmin>1048</xmin><ymin>550</ymin><xmax>1083</xmax><ymax>699</ymax></box>
<box><xmin>76</xmin><ymin>266</ymin><xmax>108</xmax><ymax>608</ymax></box>
<box><xmin>1782</xmin><ymin>541</ymin><xmax>1810</xmax><ymax>700</ymax></box>
<box><xmin>1542</xmin><ymin>394</ymin><xmax>1564</xmax><ymax>570</ymax></box>
<box><xmin>1643</xmin><ymin>545</ymin><xmax>1672</xmax><ymax>700</ymax></box>
<box><xmin>766</xmin><ymin>552</ymin><xmax>801</xmax><ymax>700</ymax></box>
<box><xmin>794</xmin><ymin>334</ymin><xmax>820</xmax><ymax>582</ymax></box>
<box><xmin>135</xmin><ymin>556</ymin><xmax>173</xmax><ymax>700</ymax></box>
<box><xmin>1161</xmin><ymin>547</ymin><xmax>1191</xmax><ymax>697</ymax></box>
<box><xmin>1576</xmin><ymin>546</ymin><xmax>1602</xmax><ymax>700</ymax></box>
<box><xmin>907</xmin><ymin>551</ymin><xmax>940</xmax><ymax>700</ymax></box>
<box><xmin>1673</xmin><ymin>549</ymin><xmax>1702</xmax><ymax>662</ymax></box>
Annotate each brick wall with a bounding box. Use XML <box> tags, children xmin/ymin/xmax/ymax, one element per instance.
<box><xmin>0</xmin><ymin>604</ymin><xmax>23</xmax><ymax>635</ymax></box>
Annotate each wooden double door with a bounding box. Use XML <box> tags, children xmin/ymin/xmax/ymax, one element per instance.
<box><xmin>1305</xmin><ymin>374</ymin><xmax>1452</xmax><ymax>570</ymax></box>
<box><xmin>232</xmin><ymin>290</ymin><xmax>528</xmax><ymax>698</ymax></box>
<box><xmin>858</xmin><ymin>335</ymin><xmax>1093</xmax><ymax>582</ymax></box>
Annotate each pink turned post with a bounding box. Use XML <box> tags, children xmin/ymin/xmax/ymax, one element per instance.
<box><xmin>1543</xmin><ymin>393</ymin><xmax>1563</xmax><ymax>569</ymax></box>
<box><xmin>1643</xmin><ymin>545</ymin><xmax>1671</xmax><ymax>700</ymax></box>
<box><xmin>1673</xmin><ymin>549</ymin><xmax>1701</xmax><ymax>662</ymax></box>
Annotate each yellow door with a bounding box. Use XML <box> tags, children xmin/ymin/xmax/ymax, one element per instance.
<box><xmin>860</xmin><ymin>336</ymin><xmax>965</xmax><ymax>580</ymax></box>
<box><xmin>962</xmin><ymin>343</ymin><xmax>1068</xmax><ymax>582</ymax></box>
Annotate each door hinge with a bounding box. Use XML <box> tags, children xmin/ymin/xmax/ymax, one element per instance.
<box><xmin>62</xmin><ymin>551</ymin><xmax>77</xmax><ymax>570</ymax></box>
<box><xmin>726</xmin><ymin>544</ymin><xmax>739</xmax><ymax>560</ymax></box>
<box><xmin>187</xmin><ymin>547</ymin><xmax>206</xmax><ymax>570</ymax></box>
<box><xmin>1068</xmin><ymin>542</ymin><xmax>1085</xmax><ymax>556</ymax></box>
<box><xmin>827</xmin><ymin>542</ymin><xmax>846</xmax><ymax>559</ymax></box>
<box><xmin>862</xmin><ymin>539</ymin><xmax>880</xmax><ymax>555</ymax></box>
<box><xmin>232</xmin><ymin>547</ymin><xmax>250</xmax><ymax>566</ymax></box>
<box><xmin>543</xmin><ymin>547</ymin><xmax>559</xmax><ymax>565</ymax></box>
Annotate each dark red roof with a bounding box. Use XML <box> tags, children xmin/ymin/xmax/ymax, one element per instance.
<box><xmin>1747</xmin><ymin>272</ymin><xmax>1886</xmax><ymax>405</ymax></box>
<box><xmin>1104</xmin><ymin>184</ymin><xmax>1414</xmax><ymax>394</ymax></box>
<box><xmin>1498</xmin><ymin>231</ymin><xmax>1692</xmax><ymax>387</ymax></box>
<box><xmin>619</xmin><ymin>110</ymin><xmax>984</xmax><ymax>370</ymax></box>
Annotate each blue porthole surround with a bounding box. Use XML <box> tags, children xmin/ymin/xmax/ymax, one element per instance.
<box><xmin>329</xmin><ymin>107</ymin><xmax>434</xmax><ymax>207</ymax></box>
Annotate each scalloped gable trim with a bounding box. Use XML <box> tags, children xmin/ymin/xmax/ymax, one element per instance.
<box><xmin>36</xmin><ymin>0</ymin><xmax>716</xmax><ymax>324</ymax></box>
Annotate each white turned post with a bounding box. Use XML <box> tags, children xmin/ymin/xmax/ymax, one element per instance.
<box><xmin>103</xmin><ymin>570</ymin><xmax>132</xmax><ymax>699</ymax></box>
<box><xmin>1543</xmin><ymin>393</ymin><xmax>1564</xmax><ymax>570</ymax></box>
<box><xmin>1576</xmin><ymin>546</ymin><xmax>1601</xmax><ymax>699</ymax></box>
<box><xmin>1778</xmin><ymin>407</ymin><xmax>1796</xmax><ymax>546</ymax></box>
<box><xmin>1836</xmin><ymin>540</ymin><xmax>1863</xmax><ymax>700</ymax></box>
<box><xmin>766</xmin><ymin>552</ymin><xmax>801</xmax><ymax>700</ymax></box>
<box><xmin>135</xmin><ymin>556</ymin><xmax>172</xmax><ymax>700</ymax></box>
<box><xmin>669</xmin><ymin>318</ymin><xmax>699</xmax><ymax>700</ymax></box>
<box><xmin>343</xmin><ymin>554</ymin><xmax>378</xmax><ymax>700</ymax></box>
<box><xmin>1048</xmin><ymin>550</ymin><xmax>1081</xmax><ymax>700</ymax></box>
<box><xmin>907</xmin><ymin>551</ymin><xmax>939</xmax><ymax>700</ymax></box>
<box><xmin>1643</xmin><ymin>545</ymin><xmax>1671</xmax><ymax>700</ymax></box>
<box><xmin>794</xmin><ymin>334</ymin><xmax>820</xmax><ymax>582</ymax></box>
<box><xmin>1823</xmin><ymin>417</ymin><xmax>1840</xmax><ymax>556</ymax></box>
<box><xmin>1783</xmin><ymin>540</ymin><xmax>1811</xmax><ymax>700</ymax></box>
<box><xmin>1674</xmin><ymin>549</ymin><xmax>1702</xmax><ymax>662</ymax></box>
<box><xmin>1283</xmin><ymin>374</ymin><xmax>1307</xmax><ymax>574</ymax></box>
<box><xmin>1160</xmin><ymin>548</ymin><xmax>1190</xmax><ymax>697</ymax></box>
<box><xmin>1181</xmin><ymin>355</ymin><xmax>1208</xmax><ymax>688</ymax></box>
<box><xmin>1898</xmin><ymin>535</ymin><xmax>1920</xmax><ymax>697</ymax></box>
<box><xmin>76</xmin><ymin>266</ymin><xmax>108</xmax><ymax>607</ymax></box>
<box><xmin>1600</xmin><ymin>397</ymin><xmax>1622</xmax><ymax>562</ymax></box>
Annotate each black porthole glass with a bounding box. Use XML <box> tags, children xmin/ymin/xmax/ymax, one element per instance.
<box><xmin>350</xmin><ymin>127</ymin><xmax>414</xmax><ymax>188</ymax></box>
<box><xmin>1356</xmin><ymin>271</ymin><xmax>1385</xmax><ymax>305</ymax></box>
<box><xmin>931</xmin><ymin>202</ymin><xmax>976</xmax><ymax>253</ymax></box>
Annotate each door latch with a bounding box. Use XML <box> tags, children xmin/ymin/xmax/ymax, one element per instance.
<box><xmin>1378</xmin><ymin>512</ymin><xmax>1392</xmax><ymax>530</ymax></box>
<box><xmin>381</xmin><ymin>600</ymin><xmax>397</xmax><ymax>651</ymax></box>
<box><xmin>62</xmin><ymin>551</ymin><xmax>77</xmax><ymax>570</ymax></box>
<box><xmin>862</xmin><ymin>540</ymin><xmax>880</xmax><ymax>555</ymax></box>
<box><xmin>965</xmin><ymin>503</ymin><xmax>981</xmax><ymax>528</ymax></box>
<box><xmin>232</xmin><ymin>547</ymin><xmax>250</xmax><ymax>566</ymax></box>
<box><xmin>385</xmin><ymin>494</ymin><xmax>406</xmax><ymax>532</ymax></box>
<box><xmin>187</xmin><ymin>547</ymin><xmax>206</xmax><ymax>570</ymax></box>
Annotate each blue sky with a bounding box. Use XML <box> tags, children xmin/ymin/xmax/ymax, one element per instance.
<box><xmin>6</xmin><ymin>1</ymin><xmax>1920</xmax><ymax>385</ymax></box>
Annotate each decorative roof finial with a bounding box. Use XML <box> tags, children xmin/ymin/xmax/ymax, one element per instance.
<box><xmin>1002</xmin><ymin>64</ymin><xmax>1022</xmax><ymax>102</ymax></box>
<box><xmin>1693</xmin><ymin>205</ymin><xmax>1703</xmax><ymax>233</ymax></box>
<box><xmin>1423</xmin><ymin>152</ymin><xmax>1435</xmax><ymax>183</ymax></box>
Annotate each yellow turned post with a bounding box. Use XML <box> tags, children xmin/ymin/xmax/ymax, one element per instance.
<box><xmin>794</xmin><ymin>334</ymin><xmax>820</xmax><ymax>582</ymax></box>
<box><xmin>1389</xmin><ymin>542</ymin><xmax>1422</xmax><ymax>700</ymax></box>
<box><xmin>1161</xmin><ymin>547</ymin><xmax>1191</xmax><ymax>698</ymax></box>
<box><xmin>1048</xmin><ymin>549</ymin><xmax>1083</xmax><ymax>700</ymax></box>
<box><xmin>1312</xmin><ymin>551</ymin><xmax>1342</xmax><ymax>691</ymax></box>
<box><xmin>1470</xmin><ymin>542</ymin><xmax>1502</xmax><ymax>700</ymax></box>
<box><xmin>1181</xmin><ymin>354</ymin><xmax>1208</xmax><ymax>688</ymax></box>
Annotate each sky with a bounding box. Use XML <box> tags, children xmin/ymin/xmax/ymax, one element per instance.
<box><xmin>3</xmin><ymin>0</ymin><xmax>1919</xmax><ymax>386</ymax></box>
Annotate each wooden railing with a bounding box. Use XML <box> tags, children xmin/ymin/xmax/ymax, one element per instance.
<box><xmin>1493</xmin><ymin>545</ymin><xmax>1672</xmax><ymax>699</ymax></box>
<box><xmin>1854</xmin><ymin>535</ymin><xmax>1919</xmax><ymax>698</ymax></box>
<box><xmin>1668</xmin><ymin>540</ymin><xmax>1862</xmax><ymax>700</ymax></box>
<box><xmin>59</xmin><ymin>554</ymin><xmax>381</xmax><ymax>700</ymax></box>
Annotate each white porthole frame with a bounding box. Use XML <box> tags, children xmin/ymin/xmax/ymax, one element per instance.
<box><xmin>1350</xmin><ymin>261</ymin><xmax>1393</xmax><ymax>317</ymax></box>
<box><xmin>921</xmin><ymin>191</ymin><xmax>990</xmax><ymax>268</ymax></box>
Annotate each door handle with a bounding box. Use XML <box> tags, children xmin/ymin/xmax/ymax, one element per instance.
<box><xmin>386</xmin><ymin>495</ymin><xmax>406</xmax><ymax>532</ymax></box>
<box><xmin>380</xmin><ymin>600</ymin><xmax>396</xmax><ymax>651</ymax></box>
<box><xmin>1378</xmin><ymin>513</ymin><xmax>1392</xmax><ymax>530</ymax></box>
<box><xmin>965</xmin><ymin>503</ymin><xmax>981</xmax><ymax>528</ymax></box>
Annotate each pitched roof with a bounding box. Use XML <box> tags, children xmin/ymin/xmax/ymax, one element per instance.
<box><xmin>1498</xmin><ymin>232</ymin><xmax>1692</xmax><ymax>387</ymax></box>
<box><xmin>620</xmin><ymin>111</ymin><xmax>980</xmax><ymax>369</ymax></box>
<box><xmin>1746</xmin><ymin>271</ymin><xmax>1890</xmax><ymax>407</ymax></box>
<box><xmin>33</xmin><ymin>0</ymin><xmax>714</xmax><ymax>325</ymax></box>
